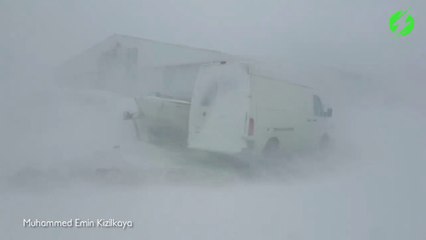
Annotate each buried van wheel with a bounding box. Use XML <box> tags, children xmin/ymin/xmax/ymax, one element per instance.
<box><xmin>317</xmin><ymin>134</ymin><xmax>332</xmax><ymax>157</ymax></box>
<box><xmin>319</xmin><ymin>134</ymin><xmax>330</xmax><ymax>151</ymax></box>
<box><xmin>262</xmin><ymin>138</ymin><xmax>280</xmax><ymax>160</ymax></box>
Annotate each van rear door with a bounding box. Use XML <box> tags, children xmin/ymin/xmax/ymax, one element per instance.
<box><xmin>188</xmin><ymin>63</ymin><xmax>250</xmax><ymax>154</ymax></box>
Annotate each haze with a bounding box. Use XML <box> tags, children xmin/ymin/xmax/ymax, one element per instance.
<box><xmin>1</xmin><ymin>0</ymin><xmax>425</xmax><ymax>239</ymax></box>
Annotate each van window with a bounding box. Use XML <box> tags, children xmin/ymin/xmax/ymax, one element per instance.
<box><xmin>201</xmin><ymin>82</ymin><xmax>218</xmax><ymax>106</ymax></box>
<box><xmin>163</xmin><ymin>65</ymin><xmax>199</xmax><ymax>100</ymax></box>
<box><xmin>313</xmin><ymin>95</ymin><xmax>324</xmax><ymax>117</ymax></box>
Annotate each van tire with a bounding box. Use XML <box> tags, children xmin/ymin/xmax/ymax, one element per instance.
<box><xmin>262</xmin><ymin>138</ymin><xmax>280</xmax><ymax>159</ymax></box>
<box><xmin>319</xmin><ymin>134</ymin><xmax>330</xmax><ymax>151</ymax></box>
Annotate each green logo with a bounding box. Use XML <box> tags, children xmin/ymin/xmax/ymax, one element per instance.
<box><xmin>390</xmin><ymin>10</ymin><xmax>415</xmax><ymax>37</ymax></box>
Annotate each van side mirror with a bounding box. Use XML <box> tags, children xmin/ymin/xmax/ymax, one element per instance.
<box><xmin>326</xmin><ymin>108</ymin><xmax>333</xmax><ymax>117</ymax></box>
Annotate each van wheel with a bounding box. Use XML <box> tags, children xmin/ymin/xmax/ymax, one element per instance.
<box><xmin>319</xmin><ymin>134</ymin><xmax>330</xmax><ymax>150</ymax></box>
<box><xmin>262</xmin><ymin>138</ymin><xmax>280</xmax><ymax>159</ymax></box>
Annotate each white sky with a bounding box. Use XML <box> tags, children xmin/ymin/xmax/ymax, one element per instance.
<box><xmin>0</xmin><ymin>0</ymin><xmax>425</xmax><ymax>105</ymax></box>
<box><xmin>0</xmin><ymin>0</ymin><xmax>424</xmax><ymax>67</ymax></box>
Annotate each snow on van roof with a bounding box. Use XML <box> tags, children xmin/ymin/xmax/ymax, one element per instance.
<box><xmin>247</xmin><ymin>64</ymin><xmax>313</xmax><ymax>89</ymax></box>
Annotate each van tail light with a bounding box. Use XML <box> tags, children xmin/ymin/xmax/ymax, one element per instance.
<box><xmin>248</xmin><ymin>118</ymin><xmax>254</xmax><ymax>136</ymax></box>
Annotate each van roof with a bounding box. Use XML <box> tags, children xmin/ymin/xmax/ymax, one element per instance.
<box><xmin>198</xmin><ymin>60</ymin><xmax>314</xmax><ymax>89</ymax></box>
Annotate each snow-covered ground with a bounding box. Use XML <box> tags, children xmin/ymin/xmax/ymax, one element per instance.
<box><xmin>1</xmin><ymin>86</ymin><xmax>425</xmax><ymax>240</ymax></box>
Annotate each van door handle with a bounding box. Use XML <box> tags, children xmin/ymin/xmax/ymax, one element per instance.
<box><xmin>307</xmin><ymin>118</ymin><xmax>317</xmax><ymax>122</ymax></box>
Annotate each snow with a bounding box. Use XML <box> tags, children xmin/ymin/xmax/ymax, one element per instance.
<box><xmin>2</xmin><ymin>0</ymin><xmax>426</xmax><ymax>238</ymax></box>
<box><xmin>0</xmin><ymin>82</ymin><xmax>425</xmax><ymax>240</ymax></box>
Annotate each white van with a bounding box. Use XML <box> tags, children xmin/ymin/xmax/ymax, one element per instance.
<box><xmin>187</xmin><ymin>61</ymin><xmax>332</xmax><ymax>157</ymax></box>
<box><xmin>127</xmin><ymin>61</ymin><xmax>332</xmax><ymax>157</ymax></box>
